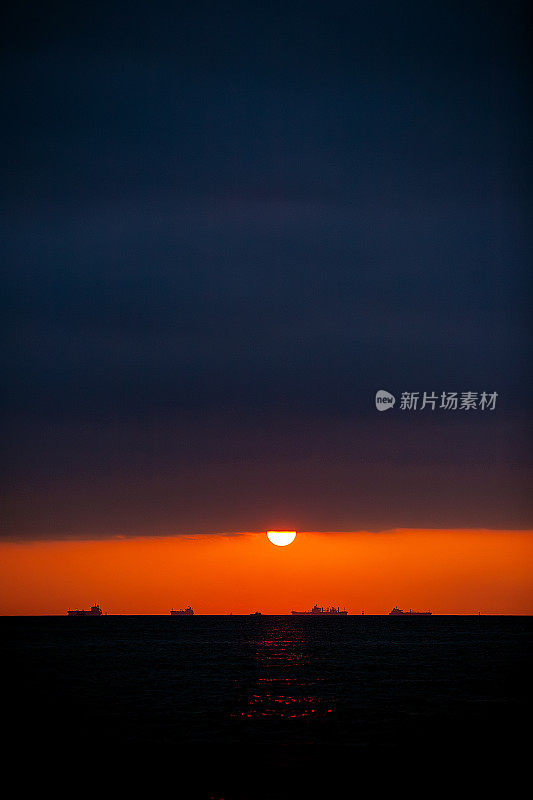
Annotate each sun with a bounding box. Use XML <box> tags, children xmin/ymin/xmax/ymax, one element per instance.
<box><xmin>266</xmin><ymin>530</ymin><xmax>297</xmax><ymax>547</ymax></box>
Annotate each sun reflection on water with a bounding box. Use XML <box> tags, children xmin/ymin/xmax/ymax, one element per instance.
<box><xmin>232</xmin><ymin>620</ymin><xmax>337</xmax><ymax>721</ymax></box>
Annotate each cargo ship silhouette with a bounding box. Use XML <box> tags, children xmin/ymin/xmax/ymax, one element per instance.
<box><xmin>67</xmin><ymin>603</ymin><xmax>102</xmax><ymax>616</ymax></box>
<box><xmin>170</xmin><ymin>606</ymin><xmax>194</xmax><ymax>615</ymax></box>
<box><xmin>389</xmin><ymin>606</ymin><xmax>432</xmax><ymax>616</ymax></box>
<box><xmin>291</xmin><ymin>604</ymin><xmax>348</xmax><ymax>615</ymax></box>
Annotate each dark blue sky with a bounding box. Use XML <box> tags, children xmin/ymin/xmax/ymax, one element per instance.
<box><xmin>2</xmin><ymin>1</ymin><xmax>531</xmax><ymax>538</ymax></box>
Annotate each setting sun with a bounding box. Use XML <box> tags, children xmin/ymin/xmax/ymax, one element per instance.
<box><xmin>266</xmin><ymin>530</ymin><xmax>297</xmax><ymax>547</ymax></box>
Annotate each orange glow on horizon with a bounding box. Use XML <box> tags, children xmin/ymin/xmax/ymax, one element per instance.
<box><xmin>0</xmin><ymin>529</ymin><xmax>532</xmax><ymax>616</ymax></box>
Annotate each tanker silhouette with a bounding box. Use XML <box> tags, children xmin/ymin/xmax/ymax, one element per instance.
<box><xmin>67</xmin><ymin>604</ymin><xmax>102</xmax><ymax>616</ymax></box>
<box><xmin>291</xmin><ymin>604</ymin><xmax>348</xmax><ymax>615</ymax></box>
<box><xmin>170</xmin><ymin>606</ymin><xmax>194</xmax><ymax>615</ymax></box>
<box><xmin>389</xmin><ymin>606</ymin><xmax>432</xmax><ymax>616</ymax></box>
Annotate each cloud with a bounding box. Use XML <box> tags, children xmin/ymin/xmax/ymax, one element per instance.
<box><xmin>2</xmin><ymin>1</ymin><xmax>531</xmax><ymax>539</ymax></box>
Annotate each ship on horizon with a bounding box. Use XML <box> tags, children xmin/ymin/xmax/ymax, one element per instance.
<box><xmin>291</xmin><ymin>604</ymin><xmax>348</xmax><ymax>616</ymax></box>
<box><xmin>170</xmin><ymin>606</ymin><xmax>194</xmax><ymax>615</ymax></box>
<box><xmin>67</xmin><ymin>603</ymin><xmax>102</xmax><ymax>616</ymax></box>
<box><xmin>389</xmin><ymin>606</ymin><xmax>432</xmax><ymax>616</ymax></box>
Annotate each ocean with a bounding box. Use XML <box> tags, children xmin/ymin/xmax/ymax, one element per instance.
<box><xmin>4</xmin><ymin>615</ymin><xmax>531</xmax><ymax>798</ymax></box>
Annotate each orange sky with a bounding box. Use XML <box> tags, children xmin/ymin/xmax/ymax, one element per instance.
<box><xmin>0</xmin><ymin>529</ymin><xmax>532</xmax><ymax>615</ymax></box>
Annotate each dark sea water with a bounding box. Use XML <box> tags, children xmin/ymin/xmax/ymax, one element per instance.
<box><xmin>4</xmin><ymin>615</ymin><xmax>532</xmax><ymax>798</ymax></box>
